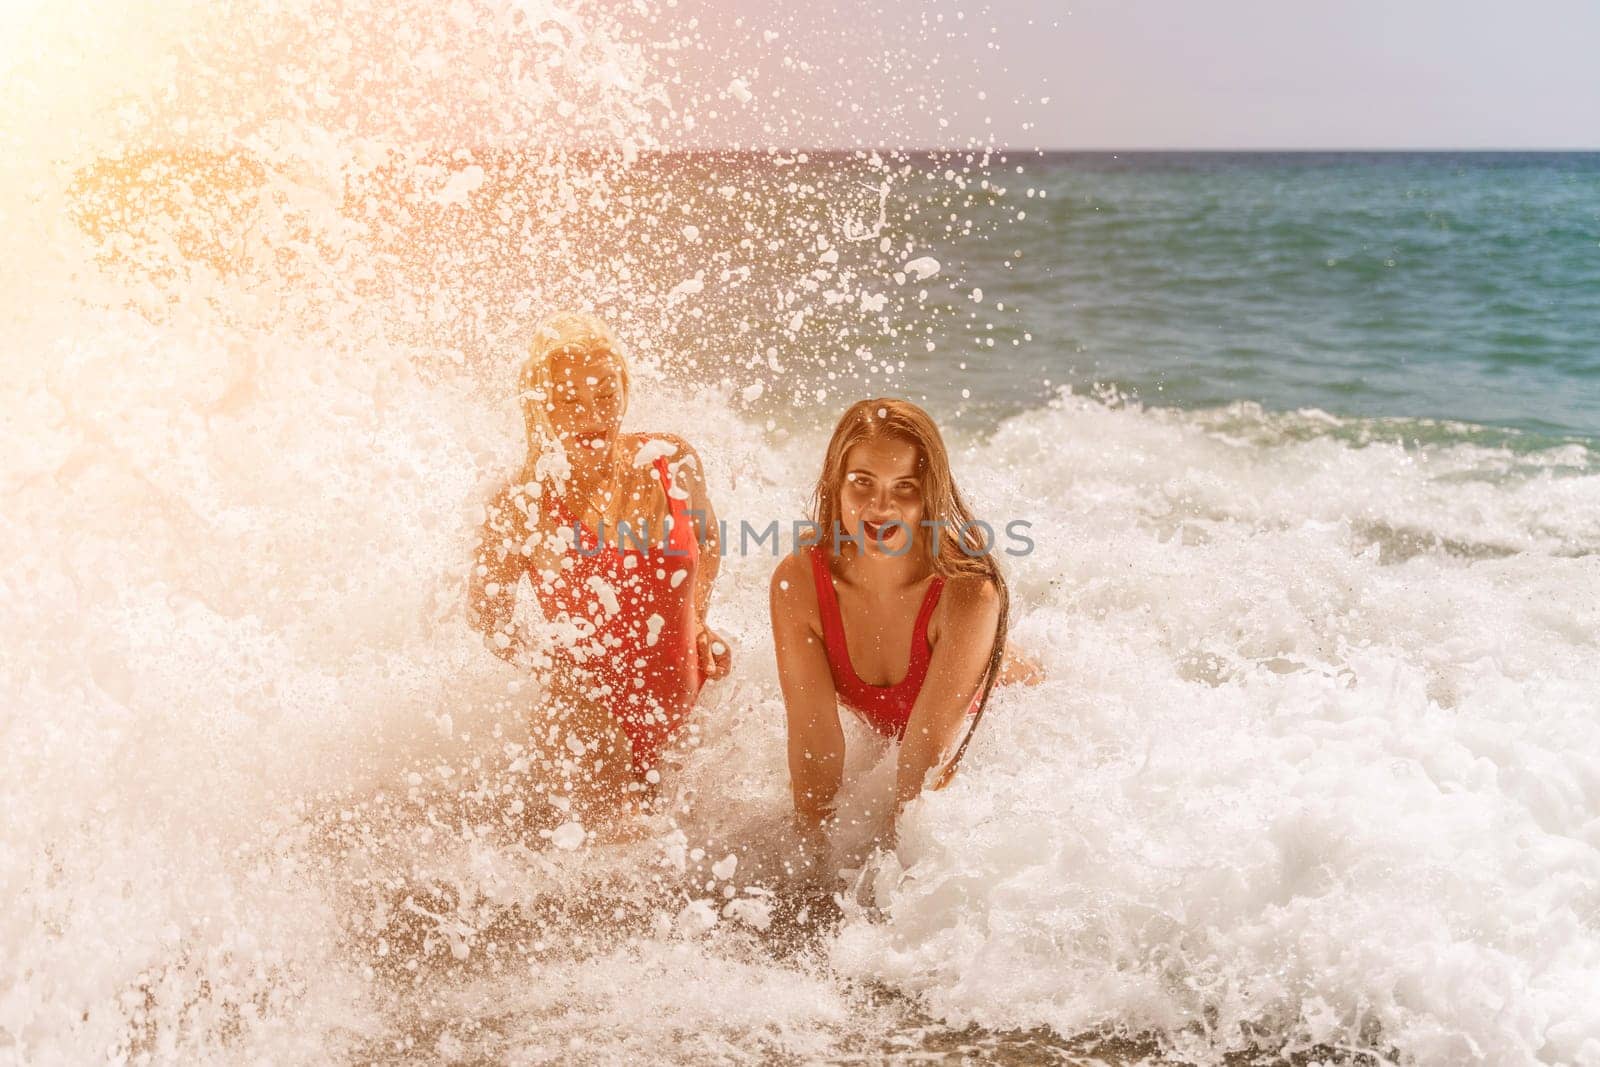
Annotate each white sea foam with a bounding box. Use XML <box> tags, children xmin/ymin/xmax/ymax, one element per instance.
<box><xmin>819</xmin><ymin>394</ymin><xmax>1600</xmax><ymax>1064</ymax></box>
<box><xmin>8</xmin><ymin>313</ymin><xmax>1600</xmax><ymax>1062</ymax></box>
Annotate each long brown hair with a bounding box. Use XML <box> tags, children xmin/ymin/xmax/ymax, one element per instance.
<box><xmin>807</xmin><ymin>398</ymin><xmax>1008</xmax><ymax>775</ymax></box>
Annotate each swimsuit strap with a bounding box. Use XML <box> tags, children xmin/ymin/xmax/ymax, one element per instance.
<box><xmin>652</xmin><ymin>454</ymin><xmax>699</xmax><ymax>554</ymax></box>
<box><xmin>652</xmin><ymin>455</ymin><xmax>684</xmax><ymax>514</ymax></box>
<box><xmin>809</xmin><ymin>545</ymin><xmax>852</xmax><ymax>674</ymax></box>
<box><xmin>905</xmin><ymin>571</ymin><xmax>945</xmax><ymax>678</ymax></box>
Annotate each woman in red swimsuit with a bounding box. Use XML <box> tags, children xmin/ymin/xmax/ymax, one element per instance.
<box><xmin>469</xmin><ymin>311</ymin><xmax>731</xmax><ymax>831</ymax></box>
<box><xmin>770</xmin><ymin>398</ymin><xmax>1038</xmax><ymax>854</ymax></box>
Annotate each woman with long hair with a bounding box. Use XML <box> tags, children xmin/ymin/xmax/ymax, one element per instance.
<box><xmin>769</xmin><ymin>398</ymin><xmax>1037</xmax><ymax>855</ymax></box>
<box><xmin>469</xmin><ymin>311</ymin><xmax>731</xmax><ymax>832</ymax></box>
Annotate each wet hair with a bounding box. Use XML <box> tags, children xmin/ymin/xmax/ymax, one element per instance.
<box><xmin>517</xmin><ymin>310</ymin><xmax>631</xmax><ymax>443</ymax></box>
<box><xmin>806</xmin><ymin>397</ymin><xmax>1009</xmax><ymax>775</ymax></box>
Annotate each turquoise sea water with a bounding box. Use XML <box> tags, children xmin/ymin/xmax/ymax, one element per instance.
<box><xmin>929</xmin><ymin>151</ymin><xmax>1600</xmax><ymax>441</ymax></box>
<box><xmin>66</xmin><ymin>149</ymin><xmax>1600</xmax><ymax>444</ymax></box>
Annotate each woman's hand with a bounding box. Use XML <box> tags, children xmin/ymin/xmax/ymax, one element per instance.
<box><xmin>997</xmin><ymin>645</ymin><xmax>1045</xmax><ymax>687</ymax></box>
<box><xmin>695</xmin><ymin>623</ymin><xmax>733</xmax><ymax>681</ymax></box>
<box><xmin>894</xmin><ymin>576</ymin><xmax>1002</xmax><ymax>813</ymax></box>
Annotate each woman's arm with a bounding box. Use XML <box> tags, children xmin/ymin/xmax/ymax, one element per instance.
<box><xmin>657</xmin><ymin>433</ymin><xmax>720</xmax><ymax>624</ymax></box>
<box><xmin>469</xmin><ymin>482</ymin><xmax>532</xmax><ymax>664</ymax></box>
<box><xmin>657</xmin><ymin>433</ymin><xmax>731</xmax><ymax>678</ymax></box>
<box><xmin>769</xmin><ymin>554</ymin><xmax>845</xmax><ymax>835</ymax></box>
<box><xmin>893</xmin><ymin>576</ymin><xmax>1001</xmax><ymax>820</ymax></box>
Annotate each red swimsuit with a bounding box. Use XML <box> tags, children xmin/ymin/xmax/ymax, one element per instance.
<box><xmin>808</xmin><ymin>544</ymin><xmax>981</xmax><ymax>740</ymax></box>
<box><xmin>538</xmin><ymin>454</ymin><xmax>704</xmax><ymax>777</ymax></box>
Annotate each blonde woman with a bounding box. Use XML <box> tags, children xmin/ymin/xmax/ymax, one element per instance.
<box><xmin>470</xmin><ymin>312</ymin><xmax>731</xmax><ymax>827</ymax></box>
<box><xmin>769</xmin><ymin>398</ymin><xmax>1039</xmax><ymax>852</ymax></box>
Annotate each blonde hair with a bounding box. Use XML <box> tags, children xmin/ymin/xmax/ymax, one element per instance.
<box><xmin>517</xmin><ymin>310</ymin><xmax>632</xmax><ymax>443</ymax></box>
<box><xmin>807</xmin><ymin>397</ymin><xmax>1009</xmax><ymax>773</ymax></box>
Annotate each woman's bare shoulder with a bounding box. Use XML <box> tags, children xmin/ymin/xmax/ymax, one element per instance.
<box><xmin>930</xmin><ymin>572</ymin><xmax>1000</xmax><ymax>641</ymax></box>
<box><xmin>480</xmin><ymin>474</ymin><xmax>556</xmax><ymax>541</ymax></box>
<box><xmin>482</xmin><ymin>476</ymin><xmax>527</xmax><ymax>519</ymax></box>
<box><xmin>940</xmin><ymin>572</ymin><xmax>999</xmax><ymax>606</ymax></box>
<box><xmin>770</xmin><ymin>551</ymin><xmax>820</xmax><ymax>621</ymax></box>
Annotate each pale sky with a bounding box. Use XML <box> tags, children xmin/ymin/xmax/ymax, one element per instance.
<box><xmin>665</xmin><ymin>0</ymin><xmax>1600</xmax><ymax>150</ymax></box>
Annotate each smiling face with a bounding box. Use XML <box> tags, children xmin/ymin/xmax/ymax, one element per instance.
<box><xmin>839</xmin><ymin>435</ymin><xmax>925</xmax><ymax>556</ymax></box>
<box><xmin>537</xmin><ymin>344</ymin><xmax>627</xmax><ymax>455</ymax></box>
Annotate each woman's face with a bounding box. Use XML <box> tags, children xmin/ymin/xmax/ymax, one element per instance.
<box><xmin>839</xmin><ymin>435</ymin><xmax>925</xmax><ymax>556</ymax></box>
<box><xmin>537</xmin><ymin>345</ymin><xmax>627</xmax><ymax>455</ymax></box>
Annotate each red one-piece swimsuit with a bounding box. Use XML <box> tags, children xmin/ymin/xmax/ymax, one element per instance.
<box><xmin>807</xmin><ymin>544</ymin><xmax>982</xmax><ymax>739</ymax></box>
<box><xmin>537</xmin><ymin>454</ymin><xmax>705</xmax><ymax>778</ymax></box>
